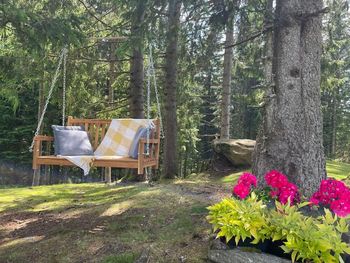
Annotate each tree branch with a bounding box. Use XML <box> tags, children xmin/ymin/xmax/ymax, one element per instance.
<box><xmin>224</xmin><ymin>24</ymin><xmax>273</xmax><ymax>49</ymax></box>
<box><xmin>77</xmin><ymin>0</ymin><xmax>113</xmax><ymax>29</ymax></box>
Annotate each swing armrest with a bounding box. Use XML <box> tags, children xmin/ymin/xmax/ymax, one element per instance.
<box><xmin>32</xmin><ymin>136</ymin><xmax>54</xmax><ymax>169</ymax></box>
<box><xmin>34</xmin><ymin>135</ymin><xmax>54</xmax><ymax>142</ymax></box>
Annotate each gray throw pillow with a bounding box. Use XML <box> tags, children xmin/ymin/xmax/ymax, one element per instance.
<box><xmin>129</xmin><ymin>125</ymin><xmax>155</xmax><ymax>159</ymax></box>
<box><xmin>52</xmin><ymin>125</ymin><xmax>84</xmax><ymax>155</ymax></box>
<box><xmin>54</xmin><ymin>130</ymin><xmax>94</xmax><ymax>156</ymax></box>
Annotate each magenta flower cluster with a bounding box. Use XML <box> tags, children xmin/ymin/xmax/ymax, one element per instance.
<box><xmin>232</xmin><ymin>173</ymin><xmax>257</xmax><ymax>199</ymax></box>
<box><xmin>265</xmin><ymin>170</ymin><xmax>300</xmax><ymax>205</ymax></box>
<box><xmin>232</xmin><ymin>171</ymin><xmax>350</xmax><ymax>218</ymax></box>
<box><xmin>310</xmin><ymin>179</ymin><xmax>350</xmax><ymax>217</ymax></box>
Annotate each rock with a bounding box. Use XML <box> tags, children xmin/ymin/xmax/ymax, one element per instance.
<box><xmin>210</xmin><ymin>238</ymin><xmax>229</xmax><ymax>250</ymax></box>
<box><xmin>213</xmin><ymin>139</ymin><xmax>256</xmax><ymax>167</ymax></box>
<box><xmin>208</xmin><ymin>248</ymin><xmax>291</xmax><ymax>263</ymax></box>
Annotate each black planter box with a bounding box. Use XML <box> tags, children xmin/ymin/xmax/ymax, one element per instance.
<box><xmin>221</xmin><ymin>237</ymin><xmax>350</xmax><ymax>263</ymax></box>
<box><xmin>222</xmin><ymin>237</ymin><xmax>269</xmax><ymax>253</ymax></box>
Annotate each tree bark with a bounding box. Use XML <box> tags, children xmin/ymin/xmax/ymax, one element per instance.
<box><xmin>252</xmin><ymin>0</ymin><xmax>326</xmax><ymax>197</ymax></box>
<box><xmin>163</xmin><ymin>0</ymin><xmax>181</xmax><ymax>178</ymax></box>
<box><xmin>129</xmin><ymin>1</ymin><xmax>146</xmax><ymax>118</ymax></box>
<box><xmin>220</xmin><ymin>17</ymin><xmax>234</xmax><ymax>139</ymax></box>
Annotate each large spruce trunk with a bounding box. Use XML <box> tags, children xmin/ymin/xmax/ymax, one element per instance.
<box><xmin>129</xmin><ymin>1</ymin><xmax>146</xmax><ymax>118</ymax></box>
<box><xmin>163</xmin><ymin>0</ymin><xmax>181</xmax><ymax>178</ymax></box>
<box><xmin>252</xmin><ymin>0</ymin><xmax>326</xmax><ymax>197</ymax></box>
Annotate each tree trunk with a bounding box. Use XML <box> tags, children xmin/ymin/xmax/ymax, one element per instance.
<box><xmin>264</xmin><ymin>0</ymin><xmax>274</xmax><ymax>90</ymax></box>
<box><xmin>163</xmin><ymin>0</ymin><xmax>181</xmax><ymax>178</ymax></box>
<box><xmin>220</xmin><ymin>18</ymin><xmax>234</xmax><ymax>139</ymax></box>
<box><xmin>252</xmin><ymin>0</ymin><xmax>326</xmax><ymax>197</ymax></box>
<box><xmin>129</xmin><ymin>1</ymin><xmax>146</xmax><ymax>118</ymax></box>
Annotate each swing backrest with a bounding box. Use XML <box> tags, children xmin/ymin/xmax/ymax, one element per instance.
<box><xmin>67</xmin><ymin>117</ymin><xmax>111</xmax><ymax>150</ymax></box>
<box><xmin>67</xmin><ymin>116</ymin><xmax>160</xmax><ymax>151</ymax></box>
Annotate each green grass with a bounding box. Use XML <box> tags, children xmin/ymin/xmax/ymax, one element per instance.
<box><xmin>0</xmin><ymin>160</ymin><xmax>349</xmax><ymax>262</ymax></box>
<box><xmin>326</xmin><ymin>160</ymin><xmax>350</xmax><ymax>180</ymax></box>
<box><xmin>101</xmin><ymin>252</ymin><xmax>137</xmax><ymax>263</ymax></box>
<box><xmin>0</xmin><ymin>183</ymin><xmax>145</xmax><ymax>213</ymax></box>
<box><xmin>219</xmin><ymin>160</ymin><xmax>350</xmax><ymax>184</ymax></box>
<box><xmin>0</xmin><ymin>181</ymin><xmax>211</xmax><ymax>263</ymax></box>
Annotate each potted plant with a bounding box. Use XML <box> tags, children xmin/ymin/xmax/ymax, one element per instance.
<box><xmin>207</xmin><ymin>171</ymin><xmax>350</xmax><ymax>263</ymax></box>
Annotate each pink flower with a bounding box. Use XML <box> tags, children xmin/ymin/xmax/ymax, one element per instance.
<box><xmin>265</xmin><ymin>170</ymin><xmax>288</xmax><ymax>188</ymax></box>
<box><xmin>233</xmin><ymin>183</ymin><xmax>250</xmax><ymax>199</ymax></box>
<box><xmin>270</xmin><ymin>190</ymin><xmax>279</xmax><ymax>198</ymax></box>
<box><xmin>330</xmin><ymin>199</ymin><xmax>350</xmax><ymax>217</ymax></box>
<box><xmin>310</xmin><ymin>197</ymin><xmax>320</xmax><ymax>205</ymax></box>
<box><xmin>310</xmin><ymin>178</ymin><xmax>350</xmax><ymax>217</ymax></box>
<box><xmin>265</xmin><ymin>170</ymin><xmax>300</xmax><ymax>205</ymax></box>
<box><xmin>238</xmin><ymin>173</ymin><xmax>257</xmax><ymax>187</ymax></box>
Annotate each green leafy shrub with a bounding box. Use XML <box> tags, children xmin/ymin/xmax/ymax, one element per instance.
<box><xmin>207</xmin><ymin>192</ymin><xmax>272</xmax><ymax>245</ymax></box>
<box><xmin>270</xmin><ymin>201</ymin><xmax>350</xmax><ymax>263</ymax></box>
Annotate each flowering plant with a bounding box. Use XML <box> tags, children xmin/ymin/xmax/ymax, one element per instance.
<box><xmin>232</xmin><ymin>172</ymin><xmax>257</xmax><ymax>199</ymax></box>
<box><xmin>265</xmin><ymin>170</ymin><xmax>300</xmax><ymax>205</ymax></box>
<box><xmin>210</xmin><ymin>170</ymin><xmax>350</xmax><ymax>262</ymax></box>
<box><xmin>232</xmin><ymin>171</ymin><xmax>350</xmax><ymax>217</ymax></box>
<box><xmin>310</xmin><ymin>179</ymin><xmax>350</xmax><ymax>217</ymax></box>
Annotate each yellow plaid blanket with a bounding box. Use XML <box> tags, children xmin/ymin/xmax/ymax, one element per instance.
<box><xmin>64</xmin><ymin>119</ymin><xmax>152</xmax><ymax>175</ymax></box>
<box><xmin>95</xmin><ymin>119</ymin><xmax>151</xmax><ymax>156</ymax></box>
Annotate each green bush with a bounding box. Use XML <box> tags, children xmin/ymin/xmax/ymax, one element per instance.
<box><xmin>270</xmin><ymin>201</ymin><xmax>350</xmax><ymax>263</ymax></box>
<box><xmin>207</xmin><ymin>193</ymin><xmax>272</xmax><ymax>245</ymax></box>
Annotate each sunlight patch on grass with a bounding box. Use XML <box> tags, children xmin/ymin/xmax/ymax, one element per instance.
<box><xmin>326</xmin><ymin>160</ymin><xmax>350</xmax><ymax>180</ymax></box>
<box><xmin>100</xmin><ymin>200</ymin><xmax>133</xmax><ymax>217</ymax></box>
<box><xmin>220</xmin><ymin>170</ymin><xmax>249</xmax><ymax>184</ymax></box>
<box><xmin>0</xmin><ymin>236</ymin><xmax>45</xmax><ymax>249</ymax></box>
<box><xmin>0</xmin><ymin>183</ymin><xmax>151</xmax><ymax>213</ymax></box>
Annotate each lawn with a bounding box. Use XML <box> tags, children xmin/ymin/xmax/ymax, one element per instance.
<box><xmin>0</xmin><ymin>161</ymin><xmax>348</xmax><ymax>262</ymax></box>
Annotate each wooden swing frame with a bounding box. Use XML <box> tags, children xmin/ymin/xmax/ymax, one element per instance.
<box><xmin>32</xmin><ymin>116</ymin><xmax>161</xmax><ymax>185</ymax></box>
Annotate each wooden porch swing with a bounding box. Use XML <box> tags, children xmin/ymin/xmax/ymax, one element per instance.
<box><xmin>30</xmin><ymin>46</ymin><xmax>163</xmax><ymax>186</ymax></box>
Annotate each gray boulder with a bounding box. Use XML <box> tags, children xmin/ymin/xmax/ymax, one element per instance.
<box><xmin>208</xmin><ymin>248</ymin><xmax>291</xmax><ymax>263</ymax></box>
<box><xmin>213</xmin><ymin>139</ymin><xmax>256</xmax><ymax>167</ymax></box>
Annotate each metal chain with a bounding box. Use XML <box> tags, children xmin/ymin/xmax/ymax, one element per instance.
<box><xmin>29</xmin><ymin>47</ymin><xmax>66</xmax><ymax>152</ymax></box>
<box><xmin>145</xmin><ymin>47</ymin><xmax>152</xmax><ymax>155</ymax></box>
<box><xmin>62</xmin><ymin>47</ymin><xmax>68</xmax><ymax>126</ymax></box>
<box><xmin>149</xmin><ymin>47</ymin><xmax>164</xmax><ymax>138</ymax></box>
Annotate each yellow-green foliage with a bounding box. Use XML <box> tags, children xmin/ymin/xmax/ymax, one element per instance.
<box><xmin>270</xmin><ymin>202</ymin><xmax>350</xmax><ymax>263</ymax></box>
<box><xmin>207</xmin><ymin>193</ymin><xmax>271</xmax><ymax>245</ymax></box>
<box><xmin>208</xmin><ymin>197</ymin><xmax>350</xmax><ymax>263</ymax></box>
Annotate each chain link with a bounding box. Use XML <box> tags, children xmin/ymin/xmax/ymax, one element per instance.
<box><xmin>146</xmin><ymin>47</ymin><xmax>152</xmax><ymax>155</ymax></box>
<box><xmin>29</xmin><ymin>47</ymin><xmax>66</xmax><ymax>152</ymax></box>
<box><xmin>149</xmin><ymin>46</ymin><xmax>164</xmax><ymax>138</ymax></box>
<box><xmin>62</xmin><ymin>47</ymin><xmax>68</xmax><ymax>125</ymax></box>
